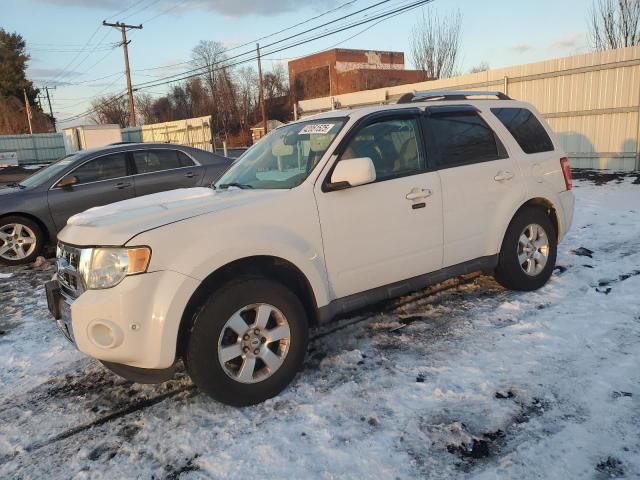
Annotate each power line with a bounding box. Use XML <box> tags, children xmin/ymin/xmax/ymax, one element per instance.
<box><xmin>135</xmin><ymin>0</ymin><xmax>429</xmax><ymax>90</ymax></box>
<box><xmin>60</xmin><ymin>0</ymin><xmax>432</xmax><ymax>121</ymax></box>
<box><xmin>133</xmin><ymin>0</ymin><xmax>396</xmax><ymax>88</ymax></box>
<box><xmin>132</xmin><ymin>0</ymin><xmax>360</xmax><ymax>73</ymax></box>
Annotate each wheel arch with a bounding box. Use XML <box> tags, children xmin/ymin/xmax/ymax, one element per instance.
<box><xmin>498</xmin><ymin>197</ymin><xmax>560</xmax><ymax>252</ymax></box>
<box><xmin>176</xmin><ymin>255</ymin><xmax>319</xmax><ymax>359</ymax></box>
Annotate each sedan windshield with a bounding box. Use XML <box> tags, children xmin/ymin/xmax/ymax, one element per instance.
<box><xmin>215</xmin><ymin>118</ymin><xmax>346</xmax><ymax>190</ymax></box>
<box><xmin>19</xmin><ymin>154</ymin><xmax>82</xmax><ymax>188</ymax></box>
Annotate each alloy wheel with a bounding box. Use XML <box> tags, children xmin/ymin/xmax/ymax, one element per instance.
<box><xmin>217</xmin><ymin>303</ymin><xmax>291</xmax><ymax>384</ymax></box>
<box><xmin>0</xmin><ymin>223</ymin><xmax>37</xmax><ymax>261</ymax></box>
<box><xmin>517</xmin><ymin>223</ymin><xmax>550</xmax><ymax>276</ymax></box>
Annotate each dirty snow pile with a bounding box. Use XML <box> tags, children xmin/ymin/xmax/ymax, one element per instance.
<box><xmin>0</xmin><ymin>174</ymin><xmax>639</xmax><ymax>479</ymax></box>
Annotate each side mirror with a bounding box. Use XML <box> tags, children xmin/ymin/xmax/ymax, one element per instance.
<box><xmin>57</xmin><ymin>175</ymin><xmax>79</xmax><ymax>189</ymax></box>
<box><xmin>327</xmin><ymin>157</ymin><xmax>376</xmax><ymax>191</ymax></box>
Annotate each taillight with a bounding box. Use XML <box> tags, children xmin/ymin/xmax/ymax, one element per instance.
<box><xmin>560</xmin><ymin>157</ymin><xmax>572</xmax><ymax>190</ymax></box>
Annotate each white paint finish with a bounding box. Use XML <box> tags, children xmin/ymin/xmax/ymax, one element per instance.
<box><xmin>439</xmin><ymin>157</ymin><xmax>525</xmax><ymax>266</ymax></box>
<box><xmin>70</xmin><ymin>270</ymin><xmax>200</xmax><ymax>369</ymax></box>
<box><xmin>314</xmin><ymin>172</ymin><xmax>443</xmax><ymax>299</ymax></box>
<box><xmin>330</xmin><ymin>156</ymin><xmax>376</xmax><ymax>187</ymax></box>
<box><xmin>55</xmin><ymin>98</ymin><xmax>575</xmax><ymax>371</ymax></box>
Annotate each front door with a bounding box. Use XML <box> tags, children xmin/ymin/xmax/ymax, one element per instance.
<box><xmin>47</xmin><ymin>152</ymin><xmax>135</xmax><ymax>231</ymax></box>
<box><xmin>314</xmin><ymin>114</ymin><xmax>443</xmax><ymax>299</ymax></box>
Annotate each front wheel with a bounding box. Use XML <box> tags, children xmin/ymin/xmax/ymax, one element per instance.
<box><xmin>0</xmin><ymin>216</ymin><xmax>44</xmax><ymax>266</ymax></box>
<box><xmin>185</xmin><ymin>276</ymin><xmax>309</xmax><ymax>406</ymax></box>
<box><xmin>494</xmin><ymin>206</ymin><xmax>557</xmax><ymax>291</ymax></box>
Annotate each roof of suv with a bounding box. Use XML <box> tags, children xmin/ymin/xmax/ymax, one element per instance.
<box><xmin>300</xmin><ymin>91</ymin><xmax>534</xmax><ymax>123</ymax></box>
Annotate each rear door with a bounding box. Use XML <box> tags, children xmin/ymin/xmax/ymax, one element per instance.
<box><xmin>131</xmin><ymin>148</ymin><xmax>203</xmax><ymax>197</ymax></box>
<box><xmin>422</xmin><ymin>105</ymin><xmax>525</xmax><ymax>267</ymax></box>
<box><xmin>47</xmin><ymin>152</ymin><xmax>134</xmax><ymax>231</ymax></box>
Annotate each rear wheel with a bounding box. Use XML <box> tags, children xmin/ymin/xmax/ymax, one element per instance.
<box><xmin>494</xmin><ymin>206</ymin><xmax>557</xmax><ymax>291</ymax></box>
<box><xmin>185</xmin><ymin>276</ymin><xmax>308</xmax><ymax>406</ymax></box>
<box><xmin>0</xmin><ymin>216</ymin><xmax>44</xmax><ymax>266</ymax></box>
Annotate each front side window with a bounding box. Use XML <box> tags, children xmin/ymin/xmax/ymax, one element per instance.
<box><xmin>215</xmin><ymin>119</ymin><xmax>346</xmax><ymax>190</ymax></box>
<box><xmin>133</xmin><ymin>149</ymin><xmax>182</xmax><ymax>174</ymax></box>
<box><xmin>340</xmin><ymin>118</ymin><xmax>425</xmax><ymax>180</ymax></box>
<box><xmin>72</xmin><ymin>153</ymin><xmax>128</xmax><ymax>184</ymax></box>
<box><xmin>492</xmin><ymin>108</ymin><xmax>554</xmax><ymax>154</ymax></box>
<box><xmin>425</xmin><ymin>112</ymin><xmax>505</xmax><ymax>168</ymax></box>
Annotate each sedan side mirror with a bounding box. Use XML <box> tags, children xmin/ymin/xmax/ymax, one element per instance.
<box><xmin>327</xmin><ymin>157</ymin><xmax>376</xmax><ymax>191</ymax></box>
<box><xmin>57</xmin><ymin>175</ymin><xmax>79</xmax><ymax>189</ymax></box>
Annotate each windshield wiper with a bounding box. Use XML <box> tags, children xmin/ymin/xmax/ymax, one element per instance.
<box><xmin>218</xmin><ymin>182</ymin><xmax>254</xmax><ymax>190</ymax></box>
<box><xmin>5</xmin><ymin>182</ymin><xmax>25</xmax><ymax>189</ymax></box>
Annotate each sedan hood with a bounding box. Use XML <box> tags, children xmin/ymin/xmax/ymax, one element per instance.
<box><xmin>58</xmin><ymin>187</ymin><xmax>281</xmax><ymax>246</ymax></box>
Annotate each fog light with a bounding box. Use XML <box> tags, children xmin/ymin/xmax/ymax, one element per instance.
<box><xmin>88</xmin><ymin>321</ymin><xmax>123</xmax><ymax>349</ymax></box>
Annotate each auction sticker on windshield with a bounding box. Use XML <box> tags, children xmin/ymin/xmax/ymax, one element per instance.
<box><xmin>299</xmin><ymin>123</ymin><xmax>336</xmax><ymax>135</ymax></box>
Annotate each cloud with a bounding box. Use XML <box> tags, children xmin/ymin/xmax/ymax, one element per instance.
<box><xmin>511</xmin><ymin>43</ymin><xmax>532</xmax><ymax>54</ymax></box>
<box><xmin>40</xmin><ymin>0</ymin><xmax>341</xmax><ymax>17</ymax></box>
<box><xmin>28</xmin><ymin>67</ymin><xmax>84</xmax><ymax>79</ymax></box>
<box><xmin>550</xmin><ymin>33</ymin><xmax>585</xmax><ymax>50</ymax></box>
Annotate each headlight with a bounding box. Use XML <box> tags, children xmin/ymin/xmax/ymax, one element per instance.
<box><xmin>78</xmin><ymin>247</ymin><xmax>151</xmax><ymax>289</ymax></box>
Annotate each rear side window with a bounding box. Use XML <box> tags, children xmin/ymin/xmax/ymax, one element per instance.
<box><xmin>133</xmin><ymin>149</ymin><xmax>182</xmax><ymax>174</ymax></box>
<box><xmin>425</xmin><ymin>112</ymin><xmax>506</xmax><ymax>168</ymax></box>
<box><xmin>178</xmin><ymin>151</ymin><xmax>196</xmax><ymax>167</ymax></box>
<box><xmin>491</xmin><ymin>108</ymin><xmax>554</xmax><ymax>154</ymax></box>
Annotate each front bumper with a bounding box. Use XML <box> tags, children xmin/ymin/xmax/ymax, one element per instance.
<box><xmin>47</xmin><ymin>270</ymin><xmax>200</xmax><ymax>370</ymax></box>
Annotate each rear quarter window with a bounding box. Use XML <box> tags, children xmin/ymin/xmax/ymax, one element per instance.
<box><xmin>491</xmin><ymin>108</ymin><xmax>554</xmax><ymax>154</ymax></box>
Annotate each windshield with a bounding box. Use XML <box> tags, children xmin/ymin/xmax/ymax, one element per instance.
<box><xmin>19</xmin><ymin>154</ymin><xmax>82</xmax><ymax>188</ymax></box>
<box><xmin>215</xmin><ymin>118</ymin><xmax>346</xmax><ymax>190</ymax></box>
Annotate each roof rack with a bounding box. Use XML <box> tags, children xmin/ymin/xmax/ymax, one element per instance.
<box><xmin>397</xmin><ymin>90</ymin><xmax>511</xmax><ymax>104</ymax></box>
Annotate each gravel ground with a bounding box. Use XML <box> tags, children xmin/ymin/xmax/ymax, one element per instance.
<box><xmin>0</xmin><ymin>175</ymin><xmax>639</xmax><ymax>479</ymax></box>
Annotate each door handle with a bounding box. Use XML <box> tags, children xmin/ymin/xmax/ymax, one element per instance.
<box><xmin>184</xmin><ymin>172</ymin><xmax>195</xmax><ymax>178</ymax></box>
<box><xmin>406</xmin><ymin>188</ymin><xmax>432</xmax><ymax>201</ymax></box>
<box><xmin>115</xmin><ymin>182</ymin><xmax>131</xmax><ymax>190</ymax></box>
<box><xmin>494</xmin><ymin>171</ymin><xmax>514</xmax><ymax>182</ymax></box>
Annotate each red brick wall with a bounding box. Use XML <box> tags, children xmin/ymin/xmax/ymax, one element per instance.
<box><xmin>335</xmin><ymin>69</ymin><xmax>428</xmax><ymax>95</ymax></box>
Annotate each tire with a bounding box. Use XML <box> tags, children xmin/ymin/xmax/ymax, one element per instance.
<box><xmin>494</xmin><ymin>206</ymin><xmax>557</xmax><ymax>291</ymax></box>
<box><xmin>0</xmin><ymin>216</ymin><xmax>44</xmax><ymax>266</ymax></box>
<box><xmin>185</xmin><ymin>275</ymin><xmax>309</xmax><ymax>406</ymax></box>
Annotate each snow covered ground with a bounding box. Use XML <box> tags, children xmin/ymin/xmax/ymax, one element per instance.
<box><xmin>0</xmin><ymin>174</ymin><xmax>639</xmax><ymax>479</ymax></box>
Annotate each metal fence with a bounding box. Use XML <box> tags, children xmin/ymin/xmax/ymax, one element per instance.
<box><xmin>122</xmin><ymin>115</ymin><xmax>213</xmax><ymax>152</ymax></box>
<box><xmin>298</xmin><ymin>45</ymin><xmax>640</xmax><ymax>171</ymax></box>
<box><xmin>0</xmin><ymin>133</ymin><xmax>65</xmax><ymax>165</ymax></box>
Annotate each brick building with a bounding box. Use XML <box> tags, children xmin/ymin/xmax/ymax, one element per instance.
<box><xmin>288</xmin><ymin>48</ymin><xmax>429</xmax><ymax>101</ymax></box>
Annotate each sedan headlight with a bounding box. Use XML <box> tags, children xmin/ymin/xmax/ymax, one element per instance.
<box><xmin>78</xmin><ymin>247</ymin><xmax>151</xmax><ymax>289</ymax></box>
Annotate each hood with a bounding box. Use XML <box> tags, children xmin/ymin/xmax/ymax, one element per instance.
<box><xmin>58</xmin><ymin>187</ymin><xmax>283</xmax><ymax>246</ymax></box>
<box><xmin>0</xmin><ymin>186</ymin><xmax>21</xmax><ymax>196</ymax></box>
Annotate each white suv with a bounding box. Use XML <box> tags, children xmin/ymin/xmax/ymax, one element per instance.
<box><xmin>46</xmin><ymin>91</ymin><xmax>574</xmax><ymax>406</ymax></box>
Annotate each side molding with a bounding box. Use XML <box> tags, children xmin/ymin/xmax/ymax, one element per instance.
<box><xmin>317</xmin><ymin>255</ymin><xmax>499</xmax><ymax>323</ymax></box>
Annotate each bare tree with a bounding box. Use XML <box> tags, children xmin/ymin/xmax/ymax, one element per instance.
<box><xmin>410</xmin><ymin>8</ymin><xmax>462</xmax><ymax>79</ymax></box>
<box><xmin>590</xmin><ymin>0</ymin><xmax>640</xmax><ymax>50</ymax></box>
<box><xmin>90</xmin><ymin>95</ymin><xmax>129</xmax><ymax>127</ymax></box>
<box><xmin>469</xmin><ymin>62</ymin><xmax>490</xmax><ymax>74</ymax></box>
<box><xmin>135</xmin><ymin>93</ymin><xmax>156</xmax><ymax>125</ymax></box>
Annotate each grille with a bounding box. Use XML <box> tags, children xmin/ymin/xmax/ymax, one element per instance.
<box><xmin>56</xmin><ymin>243</ymin><xmax>85</xmax><ymax>300</ymax></box>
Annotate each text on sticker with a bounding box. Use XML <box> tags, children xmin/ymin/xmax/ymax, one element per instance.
<box><xmin>299</xmin><ymin>123</ymin><xmax>335</xmax><ymax>135</ymax></box>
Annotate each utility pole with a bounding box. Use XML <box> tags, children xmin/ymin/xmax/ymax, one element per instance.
<box><xmin>256</xmin><ymin>43</ymin><xmax>268</xmax><ymax>139</ymax></box>
<box><xmin>103</xmin><ymin>20</ymin><xmax>142</xmax><ymax>127</ymax></box>
<box><xmin>44</xmin><ymin>85</ymin><xmax>56</xmax><ymax>131</ymax></box>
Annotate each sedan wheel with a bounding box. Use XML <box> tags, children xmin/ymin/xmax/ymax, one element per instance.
<box><xmin>0</xmin><ymin>222</ymin><xmax>39</xmax><ymax>263</ymax></box>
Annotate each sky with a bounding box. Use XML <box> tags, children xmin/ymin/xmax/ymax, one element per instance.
<box><xmin>2</xmin><ymin>0</ymin><xmax>591</xmax><ymax>129</ymax></box>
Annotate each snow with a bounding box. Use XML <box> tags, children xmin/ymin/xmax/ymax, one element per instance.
<box><xmin>0</xmin><ymin>273</ymin><xmax>12</xmax><ymax>279</ymax></box>
<box><xmin>0</xmin><ymin>175</ymin><xmax>639</xmax><ymax>479</ymax></box>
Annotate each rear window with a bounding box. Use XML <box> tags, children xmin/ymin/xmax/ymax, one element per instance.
<box><xmin>491</xmin><ymin>108</ymin><xmax>554</xmax><ymax>154</ymax></box>
<box><xmin>425</xmin><ymin>112</ymin><xmax>506</xmax><ymax>168</ymax></box>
